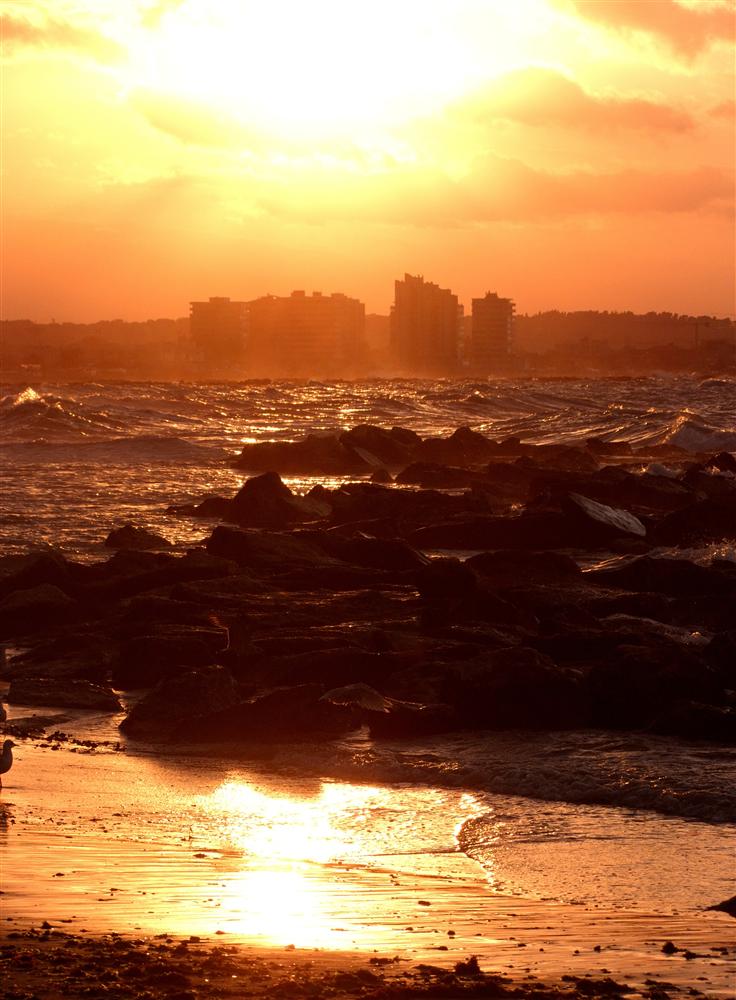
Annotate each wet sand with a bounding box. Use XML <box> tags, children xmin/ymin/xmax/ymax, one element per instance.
<box><xmin>1</xmin><ymin>721</ymin><xmax>734</xmax><ymax>999</ymax></box>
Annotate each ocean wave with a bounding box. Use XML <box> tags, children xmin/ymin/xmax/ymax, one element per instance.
<box><xmin>1</xmin><ymin>386</ymin><xmax>128</xmax><ymax>443</ymax></box>
<box><xmin>0</xmin><ymin>434</ymin><xmax>223</xmax><ymax>464</ymax></box>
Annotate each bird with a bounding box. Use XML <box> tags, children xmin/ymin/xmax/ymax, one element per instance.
<box><xmin>0</xmin><ymin>740</ymin><xmax>15</xmax><ymax>790</ymax></box>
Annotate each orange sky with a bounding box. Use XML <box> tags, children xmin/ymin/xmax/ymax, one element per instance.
<box><xmin>2</xmin><ymin>0</ymin><xmax>735</xmax><ymax>320</ymax></box>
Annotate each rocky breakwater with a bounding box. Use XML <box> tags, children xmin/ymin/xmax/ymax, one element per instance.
<box><xmin>1</xmin><ymin>426</ymin><xmax>734</xmax><ymax>756</ymax></box>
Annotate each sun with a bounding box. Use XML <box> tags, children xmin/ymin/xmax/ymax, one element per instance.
<box><xmin>122</xmin><ymin>0</ymin><xmax>547</xmax><ymax>146</ymax></box>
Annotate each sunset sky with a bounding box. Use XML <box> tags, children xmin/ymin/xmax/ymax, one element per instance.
<box><xmin>2</xmin><ymin>0</ymin><xmax>735</xmax><ymax>321</ymax></box>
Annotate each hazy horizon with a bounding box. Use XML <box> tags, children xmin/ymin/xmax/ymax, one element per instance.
<box><xmin>2</xmin><ymin>0</ymin><xmax>735</xmax><ymax>323</ymax></box>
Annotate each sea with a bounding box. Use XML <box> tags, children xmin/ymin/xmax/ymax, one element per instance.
<box><xmin>1</xmin><ymin>376</ymin><xmax>735</xmax><ymax>948</ymax></box>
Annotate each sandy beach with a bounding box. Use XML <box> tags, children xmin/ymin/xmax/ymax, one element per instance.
<box><xmin>1</xmin><ymin>711</ymin><xmax>734</xmax><ymax>999</ymax></box>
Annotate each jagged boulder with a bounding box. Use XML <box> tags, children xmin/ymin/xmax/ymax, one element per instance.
<box><xmin>8</xmin><ymin>676</ymin><xmax>121</xmax><ymax>711</ymax></box>
<box><xmin>120</xmin><ymin>665</ymin><xmax>240</xmax><ymax>739</ymax></box>
<box><xmin>104</xmin><ymin>524</ymin><xmax>172</xmax><ymax>550</ymax></box>
<box><xmin>113</xmin><ymin>625</ymin><xmax>227</xmax><ymax>689</ymax></box>
<box><xmin>0</xmin><ymin>584</ymin><xmax>78</xmax><ymax>639</ymax></box>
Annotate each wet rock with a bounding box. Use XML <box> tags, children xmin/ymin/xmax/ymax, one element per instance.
<box><xmin>704</xmin><ymin>451</ymin><xmax>736</xmax><ymax>474</ymax></box>
<box><xmin>206</xmin><ymin>526</ymin><xmax>336</xmax><ymax>573</ymax></box>
<box><xmin>120</xmin><ymin>665</ymin><xmax>240</xmax><ymax>739</ymax></box>
<box><xmin>706</xmin><ymin>895</ymin><xmax>736</xmax><ymax>917</ymax></box>
<box><xmin>180</xmin><ymin>683</ymin><xmax>357</xmax><ymax>743</ymax></box>
<box><xmin>650</xmin><ymin>497</ymin><xmax>736</xmax><ymax>547</ymax></box>
<box><xmin>445</xmin><ymin>646</ymin><xmax>589</xmax><ymax>730</ymax></box>
<box><xmin>467</xmin><ymin>550</ymin><xmax>581</xmax><ymax>587</ymax></box>
<box><xmin>233</xmin><ymin>433</ymin><xmax>377</xmax><ymax>476</ymax></box>
<box><xmin>417</xmin><ymin>558</ymin><xmax>536</xmax><ymax>630</ymax></box>
<box><xmin>320</xmin><ymin>683</ymin><xmax>458</xmax><ymax>737</ymax></box>
<box><xmin>0</xmin><ymin>584</ymin><xmax>78</xmax><ymax>639</ymax></box>
<box><xmin>264</xmin><ymin>648</ymin><xmax>397</xmax><ymax>688</ymax></box>
<box><xmin>1</xmin><ymin>631</ymin><xmax>115</xmax><ymax>683</ymax></box>
<box><xmin>561</xmin><ymin>492</ymin><xmax>646</xmax><ymax>540</ymax></box>
<box><xmin>8</xmin><ymin>676</ymin><xmax>121</xmax><ymax>711</ymax></box>
<box><xmin>649</xmin><ymin>701</ymin><xmax>736</xmax><ymax>744</ymax></box>
<box><xmin>113</xmin><ymin>625</ymin><xmax>227</xmax><ymax>689</ymax></box>
<box><xmin>370</xmin><ymin>467</ymin><xmax>394</xmax><ymax>484</ymax></box>
<box><xmin>312</xmin><ymin>532</ymin><xmax>430</xmax><ymax>572</ymax></box>
<box><xmin>395</xmin><ymin>462</ymin><xmax>481</xmax><ymax>489</ymax></box>
<box><xmin>517</xmin><ymin>444</ymin><xmax>600</xmax><ymax>473</ymax></box>
<box><xmin>587</xmin><ymin>556</ymin><xmax>735</xmax><ymax>598</ymax></box>
<box><xmin>104</xmin><ymin>524</ymin><xmax>172</xmax><ymax>550</ymax></box>
<box><xmin>176</xmin><ymin>472</ymin><xmax>330</xmax><ymax>528</ymax></box>
<box><xmin>586</xmin><ymin>438</ymin><xmax>634</xmax><ymax>457</ymax></box>
<box><xmin>340</xmin><ymin>424</ymin><xmax>415</xmax><ymax>467</ymax></box>
<box><xmin>0</xmin><ymin>550</ymin><xmax>76</xmax><ymax>600</ymax></box>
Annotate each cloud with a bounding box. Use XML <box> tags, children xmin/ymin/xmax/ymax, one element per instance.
<box><xmin>554</xmin><ymin>0</ymin><xmax>736</xmax><ymax>59</ymax></box>
<box><xmin>456</xmin><ymin>67</ymin><xmax>694</xmax><ymax>133</ymax></box>
<box><xmin>254</xmin><ymin>155</ymin><xmax>734</xmax><ymax>227</ymax></box>
<box><xmin>130</xmin><ymin>90</ymin><xmax>263</xmax><ymax>150</ymax></box>
<box><xmin>0</xmin><ymin>9</ymin><xmax>124</xmax><ymax>64</ymax></box>
<box><xmin>709</xmin><ymin>98</ymin><xmax>736</xmax><ymax>119</ymax></box>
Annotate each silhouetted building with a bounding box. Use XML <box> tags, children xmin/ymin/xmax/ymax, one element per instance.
<box><xmin>390</xmin><ymin>273</ymin><xmax>462</xmax><ymax>374</ymax></box>
<box><xmin>247</xmin><ymin>290</ymin><xmax>364</xmax><ymax>376</ymax></box>
<box><xmin>471</xmin><ymin>292</ymin><xmax>515</xmax><ymax>371</ymax></box>
<box><xmin>190</xmin><ymin>297</ymin><xmax>248</xmax><ymax>368</ymax></box>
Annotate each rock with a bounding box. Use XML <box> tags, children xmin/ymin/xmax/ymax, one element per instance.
<box><xmin>649</xmin><ymin>702</ymin><xmax>736</xmax><ymax>744</ymax></box>
<box><xmin>177</xmin><ymin>472</ymin><xmax>331</xmax><ymax>528</ymax></box>
<box><xmin>467</xmin><ymin>550</ymin><xmax>581</xmax><ymax>587</ymax></box>
<box><xmin>7</xmin><ymin>677</ymin><xmax>121</xmax><ymax>711</ymax></box>
<box><xmin>650</xmin><ymin>498</ymin><xmax>736</xmax><ymax>547</ymax></box>
<box><xmin>704</xmin><ymin>452</ymin><xmax>736</xmax><ymax>474</ymax></box>
<box><xmin>0</xmin><ymin>551</ymin><xmax>76</xmax><ymax>600</ymax></box>
<box><xmin>120</xmin><ymin>665</ymin><xmax>240</xmax><ymax>739</ymax></box>
<box><xmin>264</xmin><ymin>648</ymin><xmax>397</xmax><ymax>688</ymax></box>
<box><xmin>2</xmin><ymin>631</ymin><xmax>115</xmax><ymax>683</ymax></box>
<box><xmin>395</xmin><ymin>463</ymin><xmax>480</xmax><ymax>489</ymax></box>
<box><xmin>104</xmin><ymin>524</ymin><xmax>172</xmax><ymax>550</ymax></box>
<box><xmin>233</xmin><ymin>433</ymin><xmax>376</xmax><ymax>476</ymax></box>
<box><xmin>321</xmin><ymin>683</ymin><xmax>392</xmax><ymax>712</ymax></box>
<box><xmin>586</xmin><ymin>438</ymin><xmax>634</xmax><ymax>457</ymax></box>
<box><xmin>313</xmin><ymin>533</ymin><xmax>430</xmax><ymax>572</ymax></box>
<box><xmin>416</xmin><ymin>558</ymin><xmax>536</xmax><ymax>629</ymax></box>
<box><xmin>706</xmin><ymin>895</ymin><xmax>736</xmax><ymax>917</ymax></box>
<box><xmin>206</xmin><ymin>526</ymin><xmax>336</xmax><ymax>573</ymax></box>
<box><xmin>180</xmin><ymin>684</ymin><xmax>358</xmax><ymax>743</ymax></box>
<box><xmin>587</xmin><ymin>556</ymin><xmax>735</xmax><ymax>598</ymax></box>
<box><xmin>704</xmin><ymin>631</ymin><xmax>736</xmax><ymax>686</ymax></box>
<box><xmin>0</xmin><ymin>584</ymin><xmax>78</xmax><ymax>639</ymax></box>
<box><xmin>444</xmin><ymin>646</ymin><xmax>589</xmax><ymax>730</ymax></box>
<box><xmin>561</xmin><ymin>492</ymin><xmax>646</xmax><ymax>540</ymax></box>
<box><xmin>113</xmin><ymin>625</ymin><xmax>227</xmax><ymax>689</ymax></box>
<box><xmin>340</xmin><ymin>425</ymin><xmax>415</xmax><ymax>467</ymax></box>
<box><xmin>370</xmin><ymin>467</ymin><xmax>394</xmax><ymax>484</ymax></box>
<box><xmin>366</xmin><ymin>697</ymin><xmax>459</xmax><ymax>738</ymax></box>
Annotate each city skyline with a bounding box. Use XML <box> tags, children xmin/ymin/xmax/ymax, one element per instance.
<box><xmin>2</xmin><ymin>1</ymin><xmax>734</xmax><ymax>324</ymax></box>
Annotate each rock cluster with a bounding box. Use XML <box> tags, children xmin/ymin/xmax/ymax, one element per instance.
<box><xmin>1</xmin><ymin>424</ymin><xmax>734</xmax><ymax>747</ymax></box>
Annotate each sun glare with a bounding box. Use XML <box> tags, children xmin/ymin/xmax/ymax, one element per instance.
<box><xmin>122</xmin><ymin>0</ymin><xmax>546</xmax><ymax>144</ymax></box>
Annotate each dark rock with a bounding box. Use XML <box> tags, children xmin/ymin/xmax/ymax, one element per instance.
<box><xmin>370</xmin><ymin>467</ymin><xmax>394</xmax><ymax>484</ymax></box>
<box><xmin>233</xmin><ymin>433</ymin><xmax>377</xmax><ymax>476</ymax></box>
<box><xmin>586</xmin><ymin>438</ymin><xmax>634</xmax><ymax>457</ymax></box>
<box><xmin>444</xmin><ymin>646</ymin><xmax>589</xmax><ymax>729</ymax></box>
<box><xmin>2</xmin><ymin>631</ymin><xmax>115</xmax><ymax>683</ymax></box>
<box><xmin>649</xmin><ymin>701</ymin><xmax>736</xmax><ymax>743</ymax></box>
<box><xmin>206</xmin><ymin>526</ymin><xmax>335</xmax><ymax>573</ymax></box>
<box><xmin>417</xmin><ymin>558</ymin><xmax>536</xmax><ymax>629</ymax></box>
<box><xmin>705</xmin><ymin>452</ymin><xmax>736</xmax><ymax>474</ymax></box>
<box><xmin>395</xmin><ymin>463</ymin><xmax>481</xmax><ymax>489</ymax></box>
<box><xmin>704</xmin><ymin>631</ymin><xmax>736</xmax><ymax>686</ymax></box>
<box><xmin>264</xmin><ymin>648</ymin><xmax>397</xmax><ymax>688</ymax></box>
<box><xmin>561</xmin><ymin>492</ymin><xmax>646</xmax><ymax>540</ymax></box>
<box><xmin>104</xmin><ymin>524</ymin><xmax>172</xmax><ymax>550</ymax></box>
<box><xmin>120</xmin><ymin>665</ymin><xmax>240</xmax><ymax>739</ymax></box>
<box><xmin>180</xmin><ymin>684</ymin><xmax>358</xmax><ymax>743</ymax></box>
<box><xmin>0</xmin><ymin>584</ymin><xmax>78</xmax><ymax>639</ymax></box>
<box><xmin>113</xmin><ymin>625</ymin><xmax>227</xmax><ymax>689</ymax></box>
<box><xmin>8</xmin><ymin>677</ymin><xmax>121</xmax><ymax>711</ymax></box>
<box><xmin>706</xmin><ymin>895</ymin><xmax>736</xmax><ymax>917</ymax></box>
<box><xmin>587</xmin><ymin>556</ymin><xmax>735</xmax><ymax>598</ymax></box>
<box><xmin>340</xmin><ymin>425</ymin><xmax>415</xmax><ymax>467</ymax></box>
<box><xmin>650</xmin><ymin>498</ymin><xmax>736</xmax><ymax>547</ymax></box>
<box><xmin>467</xmin><ymin>550</ymin><xmax>581</xmax><ymax>587</ymax></box>
<box><xmin>0</xmin><ymin>551</ymin><xmax>75</xmax><ymax>600</ymax></box>
<box><xmin>178</xmin><ymin>472</ymin><xmax>331</xmax><ymax>528</ymax></box>
<box><xmin>320</xmin><ymin>684</ymin><xmax>458</xmax><ymax>737</ymax></box>
<box><xmin>313</xmin><ymin>532</ymin><xmax>430</xmax><ymax>572</ymax></box>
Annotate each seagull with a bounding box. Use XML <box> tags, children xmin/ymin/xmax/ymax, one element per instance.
<box><xmin>0</xmin><ymin>740</ymin><xmax>15</xmax><ymax>790</ymax></box>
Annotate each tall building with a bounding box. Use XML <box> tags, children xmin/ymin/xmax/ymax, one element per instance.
<box><xmin>247</xmin><ymin>290</ymin><xmax>365</xmax><ymax>376</ymax></box>
<box><xmin>190</xmin><ymin>297</ymin><xmax>248</xmax><ymax>368</ymax></box>
<box><xmin>390</xmin><ymin>273</ymin><xmax>462</xmax><ymax>375</ymax></box>
<box><xmin>470</xmin><ymin>292</ymin><xmax>515</xmax><ymax>372</ymax></box>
